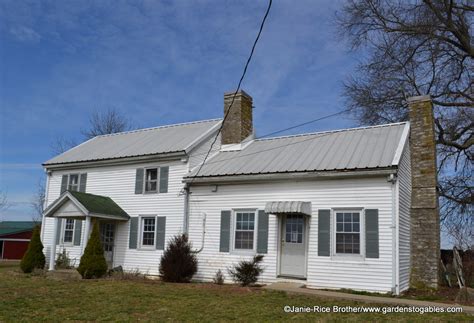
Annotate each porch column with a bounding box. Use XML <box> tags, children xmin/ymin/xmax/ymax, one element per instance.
<box><xmin>82</xmin><ymin>216</ymin><xmax>92</xmax><ymax>254</ymax></box>
<box><xmin>48</xmin><ymin>217</ymin><xmax>59</xmax><ymax>271</ymax></box>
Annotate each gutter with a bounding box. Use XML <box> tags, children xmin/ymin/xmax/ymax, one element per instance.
<box><xmin>43</xmin><ymin>151</ymin><xmax>187</xmax><ymax>171</ymax></box>
<box><xmin>183</xmin><ymin>168</ymin><xmax>397</xmax><ymax>184</ymax></box>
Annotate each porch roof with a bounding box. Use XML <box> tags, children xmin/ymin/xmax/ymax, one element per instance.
<box><xmin>265</xmin><ymin>201</ymin><xmax>312</xmax><ymax>216</ymax></box>
<box><xmin>44</xmin><ymin>191</ymin><xmax>130</xmax><ymax>221</ymax></box>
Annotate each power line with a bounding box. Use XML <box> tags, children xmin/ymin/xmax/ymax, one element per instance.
<box><xmin>189</xmin><ymin>108</ymin><xmax>350</xmax><ymax>159</ymax></box>
<box><xmin>258</xmin><ymin>109</ymin><xmax>350</xmax><ymax>139</ymax></box>
<box><xmin>189</xmin><ymin>0</ymin><xmax>273</xmax><ymax>185</ymax></box>
<box><xmin>189</xmin><ymin>126</ymin><xmax>346</xmax><ymax>174</ymax></box>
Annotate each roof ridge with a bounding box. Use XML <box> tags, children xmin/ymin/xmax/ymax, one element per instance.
<box><xmin>256</xmin><ymin>121</ymin><xmax>409</xmax><ymax>142</ymax></box>
<box><xmin>95</xmin><ymin>118</ymin><xmax>223</xmax><ymax>138</ymax></box>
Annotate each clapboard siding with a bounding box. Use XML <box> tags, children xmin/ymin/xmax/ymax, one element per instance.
<box><xmin>41</xmin><ymin>159</ymin><xmax>188</xmax><ymax>274</ymax></box>
<box><xmin>188</xmin><ymin>177</ymin><xmax>395</xmax><ymax>293</ymax></box>
<box><xmin>398</xmin><ymin>141</ymin><xmax>411</xmax><ymax>292</ymax></box>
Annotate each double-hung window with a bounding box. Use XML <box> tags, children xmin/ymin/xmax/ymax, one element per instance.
<box><xmin>145</xmin><ymin>168</ymin><xmax>158</xmax><ymax>193</ymax></box>
<box><xmin>63</xmin><ymin>219</ymin><xmax>75</xmax><ymax>244</ymax></box>
<box><xmin>68</xmin><ymin>174</ymin><xmax>79</xmax><ymax>192</ymax></box>
<box><xmin>141</xmin><ymin>217</ymin><xmax>156</xmax><ymax>247</ymax></box>
<box><xmin>234</xmin><ymin>211</ymin><xmax>255</xmax><ymax>250</ymax></box>
<box><xmin>335</xmin><ymin>211</ymin><xmax>360</xmax><ymax>254</ymax></box>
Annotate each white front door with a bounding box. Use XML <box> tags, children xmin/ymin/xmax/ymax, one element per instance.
<box><xmin>100</xmin><ymin>223</ymin><xmax>115</xmax><ymax>268</ymax></box>
<box><xmin>280</xmin><ymin>214</ymin><xmax>307</xmax><ymax>278</ymax></box>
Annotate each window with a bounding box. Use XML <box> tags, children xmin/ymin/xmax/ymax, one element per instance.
<box><xmin>63</xmin><ymin>219</ymin><xmax>75</xmax><ymax>243</ymax></box>
<box><xmin>234</xmin><ymin>211</ymin><xmax>255</xmax><ymax>250</ymax></box>
<box><xmin>68</xmin><ymin>174</ymin><xmax>79</xmax><ymax>192</ymax></box>
<box><xmin>141</xmin><ymin>217</ymin><xmax>156</xmax><ymax>247</ymax></box>
<box><xmin>285</xmin><ymin>214</ymin><xmax>304</xmax><ymax>243</ymax></box>
<box><xmin>145</xmin><ymin>168</ymin><xmax>158</xmax><ymax>193</ymax></box>
<box><xmin>335</xmin><ymin>211</ymin><xmax>360</xmax><ymax>254</ymax></box>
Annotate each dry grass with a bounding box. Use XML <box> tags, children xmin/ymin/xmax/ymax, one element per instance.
<box><xmin>0</xmin><ymin>262</ymin><xmax>471</xmax><ymax>322</ymax></box>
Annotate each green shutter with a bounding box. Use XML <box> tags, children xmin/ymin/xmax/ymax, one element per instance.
<box><xmin>365</xmin><ymin>209</ymin><xmax>379</xmax><ymax>258</ymax></box>
<box><xmin>60</xmin><ymin>175</ymin><xmax>68</xmax><ymax>194</ymax></box>
<box><xmin>129</xmin><ymin>217</ymin><xmax>139</xmax><ymax>249</ymax></box>
<box><xmin>257</xmin><ymin>210</ymin><xmax>268</xmax><ymax>254</ymax></box>
<box><xmin>156</xmin><ymin>216</ymin><xmax>166</xmax><ymax>250</ymax></box>
<box><xmin>79</xmin><ymin>173</ymin><xmax>87</xmax><ymax>192</ymax></box>
<box><xmin>73</xmin><ymin>220</ymin><xmax>82</xmax><ymax>246</ymax></box>
<box><xmin>318</xmin><ymin>209</ymin><xmax>330</xmax><ymax>256</ymax></box>
<box><xmin>135</xmin><ymin>169</ymin><xmax>144</xmax><ymax>194</ymax></box>
<box><xmin>159</xmin><ymin>166</ymin><xmax>169</xmax><ymax>193</ymax></box>
<box><xmin>55</xmin><ymin>218</ymin><xmax>63</xmax><ymax>245</ymax></box>
<box><xmin>220</xmin><ymin>210</ymin><xmax>231</xmax><ymax>252</ymax></box>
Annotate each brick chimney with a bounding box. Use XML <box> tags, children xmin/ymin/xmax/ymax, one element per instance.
<box><xmin>407</xmin><ymin>95</ymin><xmax>440</xmax><ymax>289</ymax></box>
<box><xmin>221</xmin><ymin>90</ymin><xmax>253</xmax><ymax>145</ymax></box>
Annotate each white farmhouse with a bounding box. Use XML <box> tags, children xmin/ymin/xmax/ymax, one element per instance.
<box><xmin>41</xmin><ymin>91</ymin><xmax>439</xmax><ymax>294</ymax></box>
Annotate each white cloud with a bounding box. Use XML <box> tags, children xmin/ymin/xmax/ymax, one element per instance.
<box><xmin>10</xmin><ymin>25</ymin><xmax>41</xmax><ymax>43</ymax></box>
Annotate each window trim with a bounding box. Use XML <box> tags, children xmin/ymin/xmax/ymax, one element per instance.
<box><xmin>139</xmin><ymin>215</ymin><xmax>157</xmax><ymax>249</ymax></box>
<box><xmin>231</xmin><ymin>209</ymin><xmax>258</xmax><ymax>254</ymax></box>
<box><xmin>67</xmin><ymin>173</ymin><xmax>80</xmax><ymax>192</ymax></box>
<box><xmin>143</xmin><ymin>167</ymin><xmax>160</xmax><ymax>194</ymax></box>
<box><xmin>331</xmin><ymin>208</ymin><xmax>365</xmax><ymax>259</ymax></box>
<box><xmin>62</xmin><ymin>218</ymin><xmax>75</xmax><ymax>245</ymax></box>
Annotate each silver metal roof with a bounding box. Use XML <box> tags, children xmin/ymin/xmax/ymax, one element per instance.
<box><xmin>44</xmin><ymin>119</ymin><xmax>222</xmax><ymax>165</ymax></box>
<box><xmin>188</xmin><ymin>122</ymin><xmax>409</xmax><ymax>178</ymax></box>
<box><xmin>265</xmin><ymin>201</ymin><xmax>312</xmax><ymax>216</ymax></box>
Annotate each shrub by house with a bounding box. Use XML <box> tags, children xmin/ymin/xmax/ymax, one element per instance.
<box><xmin>159</xmin><ymin>234</ymin><xmax>197</xmax><ymax>282</ymax></box>
<box><xmin>20</xmin><ymin>226</ymin><xmax>45</xmax><ymax>273</ymax></box>
<box><xmin>77</xmin><ymin>221</ymin><xmax>107</xmax><ymax>279</ymax></box>
<box><xmin>228</xmin><ymin>255</ymin><xmax>264</xmax><ymax>286</ymax></box>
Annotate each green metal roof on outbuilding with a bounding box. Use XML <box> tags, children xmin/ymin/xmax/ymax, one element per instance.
<box><xmin>0</xmin><ymin>221</ymin><xmax>37</xmax><ymax>236</ymax></box>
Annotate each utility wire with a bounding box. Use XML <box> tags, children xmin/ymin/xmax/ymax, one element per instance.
<box><xmin>189</xmin><ymin>125</ymin><xmax>348</xmax><ymax>173</ymax></box>
<box><xmin>189</xmin><ymin>0</ymin><xmax>273</xmax><ymax>184</ymax></box>
<box><xmin>189</xmin><ymin>108</ymin><xmax>351</xmax><ymax>159</ymax></box>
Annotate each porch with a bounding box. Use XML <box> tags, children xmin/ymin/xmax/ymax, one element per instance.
<box><xmin>43</xmin><ymin>190</ymin><xmax>129</xmax><ymax>270</ymax></box>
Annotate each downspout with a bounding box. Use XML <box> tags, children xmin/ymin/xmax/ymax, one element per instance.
<box><xmin>389</xmin><ymin>173</ymin><xmax>399</xmax><ymax>295</ymax></box>
<box><xmin>183</xmin><ymin>183</ymin><xmax>207</xmax><ymax>253</ymax></box>
<box><xmin>183</xmin><ymin>184</ymin><xmax>190</xmax><ymax>234</ymax></box>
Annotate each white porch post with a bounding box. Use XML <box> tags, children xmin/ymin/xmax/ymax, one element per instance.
<box><xmin>48</xmin><ymin>217</ymin><xmax>59</xmax><ymax>271</ymax></box>
<box><xmin>82</xmin><ymin>216</ymin><xmax>92</xmax><ymax>254</ymax></box>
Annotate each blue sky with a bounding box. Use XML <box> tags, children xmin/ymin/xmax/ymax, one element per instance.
<box><xmin>0</xmin><ymin>0</ymin><xmax>361</xmax><ymax>222</ymax></box>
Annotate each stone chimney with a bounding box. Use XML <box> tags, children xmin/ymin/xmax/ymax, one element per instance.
<box><xmin>221</xmin><ymin>90</ymin><xmax>253</xmax><ymax>145</ymax></box>
<box><xmin>407</xmin><ymin>95</ymin><xmax>440</xmax><ymax>289</ymax></box>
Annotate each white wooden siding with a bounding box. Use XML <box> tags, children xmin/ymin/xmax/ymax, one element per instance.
<box><xmin>42</xmin><ymin>159</ymin><xmax>189</xmax><ymax>274</ymax></box>
<box><xmin>188</xmin><ymin>177</ymin><xmax>395</xmax><ymax>293</ymax></box>
<box><xmin>397</xmin><ymin>142</ymin><xmax>411</xmax><ymax>292</ymax></box>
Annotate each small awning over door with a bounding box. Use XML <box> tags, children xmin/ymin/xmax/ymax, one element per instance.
<box><xmin>264</xmin><ymin>201</ymin><xmax>312</xmax><ymax>216</ymax></box>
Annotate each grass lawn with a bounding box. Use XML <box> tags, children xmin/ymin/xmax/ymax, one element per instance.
<box><xmin>0</xmin><ymin>263</ymin><xmax>470</xmax><ymax>322</ymax></box>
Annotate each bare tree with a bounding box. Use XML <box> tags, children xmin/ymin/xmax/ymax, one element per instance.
<box><xmin>337</xmin><ymin>0</ymin><xmax>473</xmax><ymax>246</ymax></box>
<box><xmin>50</xmin><ymin>108</ymin><xmax>132</xmax><ymax>154</ymax></box>
<box><xmin>30</xmin><ymin>178</ymin><xmax>45</xmax><ymax>224</ymax></box>
<box><xmin>82</xmin><ymin>108</ymin><xmax>132</xmax><ymax>139</ymax></box>
<box><xmin>0</xmin><ymin>189</ymin><xmax>9</xmax><ymax>216</ymax></box>
<box><xmin>50</xmin><ymin>136</ymin><xmax>78</xmax><ymax>155</ymax></box>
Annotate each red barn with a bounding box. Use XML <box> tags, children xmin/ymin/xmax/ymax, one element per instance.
<box><xmin>0</xmin><ymin>221</ymin><xmax>36</xmax><ymax>260</ymax></box>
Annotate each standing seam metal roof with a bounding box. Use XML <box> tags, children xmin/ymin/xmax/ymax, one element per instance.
<box><xmin>187</xmin><ymin>122</ymin><xmax>408</xmax><ymax>178</ymax></box>
<box><xmin>44</xmin><ymin>119</ymin><xmax>222</xmax><ymax>165</ymax></box>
